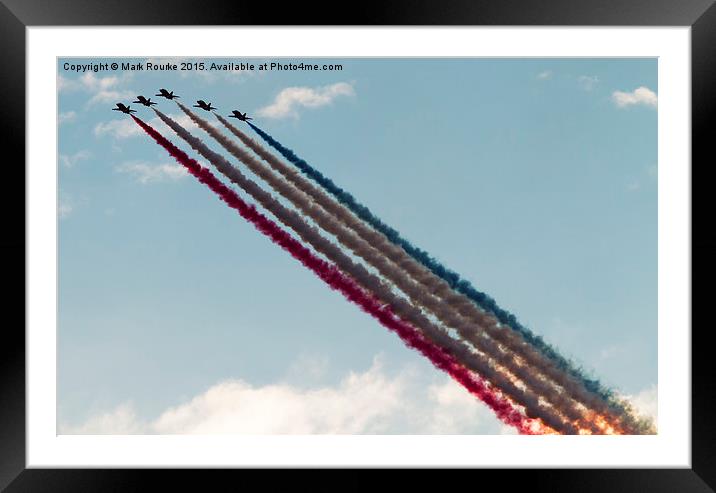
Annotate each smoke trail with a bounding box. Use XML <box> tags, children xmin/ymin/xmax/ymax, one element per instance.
<box><xmin>152</xmin><ymin>109</ymin><xmax>578</xmax><ymax>433</ymax></box>
<box><xmin>247</xmin><ymin>122</ymin><xmax>602</xmax><ymax>385</ymax></box>
<box><xmin>131</xmin><ymin>115</ymin><xmax>544</xmax><ymax>435</ymax></box>
<box><xmin>186</xmin><ymin>106</ymin><xmax>599</xmax><ymax>433</ymax></box>
<box><xmin>216</xmin><ymin>113</ymin><xmax>616</xmax><ymax>432</ymax></box>
<box><xmin>189</xmin><ymin>104</ymin><xmax>601</xmax><ymax>433</ymax></box>
<box><xmin>248</xmin><ymin>122</ymin><xmax>652</xmax><ymax>434</ymax></box>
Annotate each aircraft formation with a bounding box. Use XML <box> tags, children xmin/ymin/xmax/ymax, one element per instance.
<box><xmin>109</xmin><ymin>86</ymin><xmax>657</xmax><ymax>436</ymax></box>
<box><xmin>113</xmin><ymin>89</ymin><xmax>251</xmax><ymax>122</ymax></box>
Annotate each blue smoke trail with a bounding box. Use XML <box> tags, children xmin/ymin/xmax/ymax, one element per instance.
<box><xmin>247</xmin><ymin>122</ymin><xmax>645</xmax><ymax>424</ymax></box>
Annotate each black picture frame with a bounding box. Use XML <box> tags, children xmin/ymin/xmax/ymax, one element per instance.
<box><xmin>2</xmin><ymin>0</ymin><xmax>713</xmax><ymax>490</ymax></box>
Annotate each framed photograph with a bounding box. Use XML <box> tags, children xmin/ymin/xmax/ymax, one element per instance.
<box><xmin>3</xmin><ymin>0</ymin><xmax>713</xmax><ymax>489</ymax></box>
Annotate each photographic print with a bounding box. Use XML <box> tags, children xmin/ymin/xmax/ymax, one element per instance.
<box><xmin>57</xmin><ymin>56</ymin><xmax>657</xmax><ymax>436</ymax></box>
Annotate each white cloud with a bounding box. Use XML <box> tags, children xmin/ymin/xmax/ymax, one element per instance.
<box><xmin>154</xmin><ymin>360</ymin><xmax>404</xmax><ymax>434</ymax></box>
<box><xmin>61</xmin><ymin>357</ymin><xmax>510</xmax><ymax>435</ymax></box>
<box><xmin>421</xmin><ymin>376</ymin><xmax>516</xmax><ymax>434</ymax></box>
<box><xmin>626</xmin><ymin>384</ymin><xmax>658</xmax><ymax>422</ymax></box>
<box><xmin>598</xmin><ymin>345</ymin><xmax>625</xmax><ymax>360</ymax></box>
<box><xmin>80</xmin><ymin>73</ymin><xmax>134</xmax><ymax>105</ymax></box>
<box><xmin>57</xmin><ymin>75</ymin><xmax>75</xmax><ymax>92</ymax></box>
<box><xmin>612</xmin><ymin>86</ymin><xmax>658</xmax><ymax>108</ymax></box>
<box><xmin>88</xmin><ymin>89</ymin><xmax>136</xmax><ymax>106</ymax></box>
<box><xmin>115</xmin><ymin>161</ymin><xmax>188</xmax><ymax>184</ymax></box>
<box><xmin>578</xmin><ymin>75</ymin><xmax>599</xmax><ymax>91</ymax></box>
<box><xmin>58</xmin><ymin>199</ymin><xmax>73</xmax><ymax>219</ymax></box>
<box><xmin>59</xmin><ymin>111</ymin><xmax>77</xmax><ymax>124</ymax></box>
<box><xmin>59</xmin><ymin>72</ymin><xmax>135</xmax><ymax>106</ymax></box>
<box><xmin>94</xmin><ymin>113</ymin><xmax>200</xmax><ymax>139</ymax></box>
<box><xmin>79</xmin><ymin>72</ymin><xmax>122</xmax><ymax>92</ymax></box>
<box><xmin>64</xmin><ymin>403</ymin><xmax>144</xmax><ymax>434</ymax></box>
<box><xmin>536</xmin><ymin>70</ymin><xmax>553</xmax><ymax>80</ymax></box>
<box><xmin>58</xmin><ymin>192</ymin><xmax>86</xmax><ymax>219</ymax></box>
<box><xmin>94</xmin><ymin>118</ymin><xmax>141</xmax><ymax>139</ymax></box>
<box><xmin>59</xmin><ymin>149</ymin><xmax>91</xmax><ymax>168</ymax></box>
<box><xmin>257</xmin><ymin>82</ymin><xmax>355</xmax><ymax>119</ymax></box>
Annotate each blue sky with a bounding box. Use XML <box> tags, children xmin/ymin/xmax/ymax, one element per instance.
<box><xmin>57</xmin><ymin>58</ymin><xmax>657</xmax><ymax>434</ymax></box>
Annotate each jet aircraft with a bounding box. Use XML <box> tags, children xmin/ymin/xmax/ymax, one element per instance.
<box><xmin>194</xmin><ymin>100</ymin><xmax>217</xmax><ymax>111</ymax></box>
<box><xmin>133</xmin><ymin>95</ymin><xmax>157</xmax><ymax>107</ymax></box>
<box><xmin>156</xmin><ymin>88</ymin><xmax>180</xmax><ymax>100</ymax></box>
<box><xmin>228</xmin><ymin>110</ymin><xmax>252</xmax><ymax>121</ymax></box>
<box><xmin>111</xmin><ymin>103</ymin><xmax>136</xmax><ymax>114</ymax></box>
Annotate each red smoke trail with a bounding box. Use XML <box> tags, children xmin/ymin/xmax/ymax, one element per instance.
<box><xmin>208</xmin><ymin>111</ymin><xmax>604</xmax><ymax>433</ymax></box>
<box><xmin>161</xmin><ymin>109</ymin><xmax>570</xmax><ymax>432</ymax></box>
<box><xmin>132</xmin><ymin>115</ymin><xmax>545</xmax><ymax>435</ymax></box>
